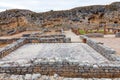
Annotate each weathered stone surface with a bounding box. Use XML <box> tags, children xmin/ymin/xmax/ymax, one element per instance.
<box><xmin>32</xmin><ymin>73</ymin><xmax>41</xmax><ymax>80</ymax></box>
<box><xmin>85</xmin><ymin>33</ymin><xmax>104</xmax><ymax>38</ymax></box>
<box><xmin>115</xmin><ymin>32</ymin><xmax>120</xmax><ymax>37</ymax></box>
<box><xmin>0</xmin><ymin>38</ymin><xmax>27</xmax><ymax>58</ymax></box>
<box><xmin>80</xmin><ymin>35</ymin><xmax>119</xmax><ymax>61</ymax></box>
<box><xmin>1</xmin><ymin>73</ymin><xmax>120</xmax><ymax>80</ymax></box>
<box><xmin>0</xmin><ymin>34</ymin><xmax>120</xmax><ymax>78</ymax></box>
<box><xmin>1</xmin><ymin>43</ymin><xmax>108</xmax><ymax>63</ymax></box>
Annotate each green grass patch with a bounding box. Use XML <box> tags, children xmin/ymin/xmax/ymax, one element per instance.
<box><xmin>88</xmin><ymin>29</ymin><xmax>104</xmax><ymax>33</ymax></box>
<box><xmin>97</xmin><ymin>30</ymin><xmax>104</xmax><ymax>33</ymax></box>
<box><xmin>79</xmin><ymin>30</ymin><xmax>86</xmax><ymax>35</ymax></box>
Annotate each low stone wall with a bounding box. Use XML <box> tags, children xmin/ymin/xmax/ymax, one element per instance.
<box><xmin>115</xmin><ymin>32</ymin><xmax>120</xmax><ymax>37</ymax></box>
<box><xmin>39</xmin><ymin>34</ymin><xmax>66</xmax><ymax>38</ymax></box>
<box><xmin>0</xmin><ymin>35</ymin><xmax>71</xmax><ymax>58</ymax></box>
<box><xmin>0</xmin><ymin>35</ymin><xmax>70</xmax><ymax>44</ymax></box>
<box><xmin>80</xmin><ymin>35</ymin><xmax>119</xmax><ymax>61</ymax></box>
<box><xmin>85</xmin><ymin>33</ymin><xmax>104</xmax><ymax>38</ymax></box>
<box><xmin>25</xmin><ymin>34</ymin><xmax>71</xmax><ymax>43</ymax></box>
<box><xmin>26</xmin><ymin>37</ymin><xmax>71</xmax><ymax>43</ymax></box>
<box><xmin>0</xmin><ymin>38</ymin><xmax>20</xmax><ymax>44</ymax></box>
<box><xmin>0</xmin><ymin>38</ymin><xmax>28</xmax><ymax>58</ymax></box>
<box><xmin>0</xmin><ymin>60</ymin><xmax>120</xmax><ymax>78</ymax></box>
<box><xmin>1</xmin><ymin>35</ymin><xmax>120</xmax><ymax>78</ymax></box>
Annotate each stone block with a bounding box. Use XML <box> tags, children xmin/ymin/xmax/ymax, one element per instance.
<box><xmin>115</xmin><ymin>32</ymin><xmax>120</xmax><ymax>37</ymax></box>
<box><xmin>85</xmin><ymin>33</ymin><xmax>104</xmax><ymax>38</ymax></box>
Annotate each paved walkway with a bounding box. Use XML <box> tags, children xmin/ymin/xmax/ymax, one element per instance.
<box><xmin>64</xmin><ymin>30</ymin><xmax>82</xmax><ymax>42</ymax></box>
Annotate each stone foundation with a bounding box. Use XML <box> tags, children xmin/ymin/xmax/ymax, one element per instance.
<box><xmin>115</xmin><ymin>32</ymin><xmax>120</xmax><ymax>37</ymax></box>
<box><xmin>80</xmin><ymin>35</ymin><xmax>119</xmax><ymax>61</ymax></box>
<box><xmin>0</xmin><ymin>34</ymin><xmax>71</xmax><ymax>59</ymax></box>
<box><xmin>85</xmin><ymin>33</ymin><xmax>104</xmax><ymax>38</ymax></box>
<box><xmin>0</xmin><ymin>60</ymin><xmax>120</xmax><ymax>78</ymax></box>
<box><xmin>0</xmin><ymin>35</ymin><xmax>120</xmax><ymax>78</ymax></box>
<box><xmin>0</xmin><ymin>38</ymin><xmax>20</xmax><ymax>44</ymax></box>
<box><xmin>0</xmin><ymin>38</ymin><xmax>28</xmax><ymax>58</ymax></box>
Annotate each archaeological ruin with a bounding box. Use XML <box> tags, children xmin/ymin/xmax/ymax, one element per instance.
<box><xmin>0</xmin><ymin>29</ymin><xmax>120</xmax><ymax>80</ymax></box>
<box><xmin>0</xmin><ymin>2</ymin><xmax>120</xmax><ymax>79</ymax></box>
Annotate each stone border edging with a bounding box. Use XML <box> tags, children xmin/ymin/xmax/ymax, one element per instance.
<box><xmin>80</xmin><ymin>35</ymin><xmax>120</xmax><ymax>61</ymax></box>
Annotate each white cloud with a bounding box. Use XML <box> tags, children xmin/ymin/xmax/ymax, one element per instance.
<box><xmin>0</xmin><ymin>2</ymin><xmax>25</xmax><ymax>8</ymax></box>
<box><xmin>0</xmin><ymin>0</ymin><xmax>120</xmax><ymax>12</ymax></box>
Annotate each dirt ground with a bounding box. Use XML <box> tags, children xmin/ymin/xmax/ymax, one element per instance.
<box><xmin>41</xmin><ymin>31</ymin><xmax>61</xmax><ymax>36</ymax></box>
<box><xmin>0</xmin><ymin>31</ymin><xmax>41</xmax><ymax>39</ymax></box>
<box><xmin>0</xmin><ymin>30</ymin><xmax>62</xmax><ymax>39</ymax></box>
<box><xmin>0</xmin><ymin>43</ymin><xmax>9</xmax><ymax>48</ymax></box>
<box><xmin>91</xmin><ymin>35</ymin><xmax>120</xmax><ymax>55</ymax></box>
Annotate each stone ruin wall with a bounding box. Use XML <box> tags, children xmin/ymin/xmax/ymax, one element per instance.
<box><xmin>0</xmin><ymin>34</ymin><xmax>71</xmax><ymax>58</ymax></box>
<box><xmin>0</xmin><ymin>34</ymin><xmax>71</xmax><ymax>44</ymax></box>
<box><xmin>0</xmin><ymin>38</ymin><xmax>28</xmax><ymax>58</ymax></box>
<box><xmin>27</xmin><ymin>35</ymin><xmax>71</xmax><ymax>43</ymax></box>
<box><xmin>80</xmin><ymin>35</ymin><xmax>120</xmax><ymax>61</ymax></box>
<box><xmin>0</xmin><ymin>38</ymin><xmax>20</xmax><ymax>44</ymax></box>
<box><xmin>27</xmin><ymin>37</ymin><xmax>71</xmax><ymax>43</ymax></box>
<box><xmin>115</xmin><ymin>32</ymin><xmax>120</xmax><ymax>37</ymax></box>
<box><xmin>1</xmin><ymin>35</ymin><xmax>120</xmax><ymax>78</ymax></box>
<box><xmin>1</xmin><ymin>60</ymin><xmax>120</xmax><ymax>78</ymax></box>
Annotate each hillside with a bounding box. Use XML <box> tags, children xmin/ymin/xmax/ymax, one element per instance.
<box><xmin>0</xmin><ymin>2</ymin><xmax>120</xmax><ymax>36</ymax></box>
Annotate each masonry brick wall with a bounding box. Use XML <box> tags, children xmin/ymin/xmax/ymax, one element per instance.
<box><xmin>0</xmin><ymin>60</ymin><xmax>120</xmax><ymax>78</ymax></box>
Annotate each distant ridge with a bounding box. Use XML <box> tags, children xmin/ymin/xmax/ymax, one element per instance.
<box><xmin>0</xmin><ymin>2</ymin><xmax>120</xmax><ymax>36</ymax></box>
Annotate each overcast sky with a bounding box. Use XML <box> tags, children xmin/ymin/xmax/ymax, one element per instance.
<box><xmin>0</xmin><ymin>0</ymin><xmax>120</xmax><ymax>12</ymax></box>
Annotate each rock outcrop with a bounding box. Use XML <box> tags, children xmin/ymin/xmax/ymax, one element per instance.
<box><xmin>0</xmin><ymin>2</ymin><xmax>120</xmax><ymax>36</ymax></box>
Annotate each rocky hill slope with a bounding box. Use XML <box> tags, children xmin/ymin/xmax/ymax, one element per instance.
<box><xmin>0</xmin><ymin>2</ymin><xmax>120</xmax><ymax>36</ymax></box>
